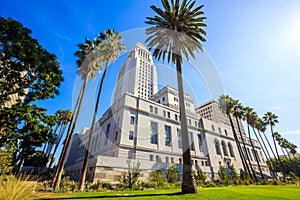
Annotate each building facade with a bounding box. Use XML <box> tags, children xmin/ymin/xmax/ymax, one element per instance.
<box><xmin>65</xmin><ymin>43</ymin><xmax>270</xmax><ymax>183</ymax></box>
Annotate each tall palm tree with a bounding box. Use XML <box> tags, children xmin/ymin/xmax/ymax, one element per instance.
<box><xmin>254</xmin><ymin>117</ymin><xmax>277</xmax><ymax>177</ymax></box>
<box><xmin>52</xmin><ymin>36</ymin><xmax>103</xmax><ymax>190</ymax></box>
<box><xmin>263</xmin><ymin>112</ymin><xmax>285</xmax><ymax>177</ymax></box>
<box><xmin>145</xmin><ymin>0</ymin><xmax>206</xmax><ymax>194</ymax></box>
<box><xmin>79</xmin><ymin>30</ymin><xmax>125</xmax><ymax>190</ymax></box>
<box><xmin>231</xmin><ymin>99</ymin><xmax>254</xmax><ymax>179</ymax></box>
<box><xmin>244</xmin><ymin>109</ymin><xmax>265</xmax><ymax>180</ymax></box>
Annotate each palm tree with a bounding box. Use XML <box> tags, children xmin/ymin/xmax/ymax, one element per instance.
<box><xmin>52</xmin><ymin>36</ymin><xmax>103</xmax><ymax>190</ymax></box>
<box><xmin>254</xmin><ymin>117</ymin><xmax>277</xmax><ymax>177</ymax></box>
<box><xmin>263</xmin><ymin>112</ymin><xmax>285</xmax><ymax>177</ymax></box>
<box><xmin>78</xmin><ymin>30</ymin><xmax>125</xmax><ymax>190</ymax></box>
<box><xmin>145</xmin><ymin>0</ymin><xmax>206</xmax><ymax>194</ymax></box>
<box><xmin>48</xmin><ymin>110</ymin><xmax>72</xmax><ymax>168</ymax></box>
<box><xmin>244</xmin><ymin>109</ymin><xmax>265</xmax><ymax>180</ymax></box>
<box><xmin>230</xmin><ymin>98</ymin><xmax>252</xmax><ymax>177</ymax></box>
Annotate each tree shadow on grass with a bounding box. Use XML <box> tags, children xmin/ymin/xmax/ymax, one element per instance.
<box><xmin>40</xmin><ymin>192</ymin><xmax>185</xmax><ymax>199</ymax></box>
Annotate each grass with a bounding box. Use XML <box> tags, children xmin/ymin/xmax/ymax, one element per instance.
<box><xmin>0</xmin><ymin>175</ymin><xmax>36</xmax><ymax>200</ymax></box>
<box><xmin>37</xmin><ymin>185</ymin><xmax>300</xmax><ymax>200</ymax></box>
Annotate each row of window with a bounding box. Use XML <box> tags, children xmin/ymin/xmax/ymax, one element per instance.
<box><xmin>149</xmin><ymin>105</ymin><xmax>199</xmax><ymax>127</ymax></box>
<box><xmin>148</xmin><ymin>122</ymin><xmax>203</xmax><ymax>152</ymax></box>
<box><xmin>211</xmin><ymin>124</ymin><xmax>228</xmax><ymax>136</ymax></box>
<box><xmin>215</xmin><ymin>139</ymin><xmax>235</xmax><ymax>157</ymax></box>
<box><xmin>149</xmin><ymin>155</ymin><xmax>208</xmax><ymax>166</ymax></box>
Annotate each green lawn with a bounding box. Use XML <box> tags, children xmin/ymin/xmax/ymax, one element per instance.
<box><xmin>37</xmin><ymin>185</ymin><xmax>300</xmax><ymax>200</ymax></box>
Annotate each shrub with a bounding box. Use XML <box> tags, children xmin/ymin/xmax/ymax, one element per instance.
<box><xmin>0</xmin><ymin>175</ymin><xmax>36</xmax><ymax>200</ymax></box>
<box><xmin>60</xmin><ymin>176</ymin><xmax>78</xmax><ymax>191</ymax></box>
<box><xmin>148</xmin><ymin>170</ymin><xmax>165</xmax><ymax>188</ymax></box>
<box><xmin>270</xmin><ymin>179</ymin><xmax>282</xmax><ymax>185</ymax></box>
<box><xmin>117</xmin><ymin>159</ymin><xmax>141</xmax><ymax>190</ymax></box>
<box><xmin>166</xmin><ymin>165</ymin><xmax>178</xmax><ymax>183</ymax></box>
<box><xmin>204</xmin><ymin>180</ymin><xmax>216</xmax><ymax>187</ymax></box>
<box><xmin>218</xmin><ymin>165</ymin><xmax>228</xmax><ymax>185</ymax></box>
<box><xmin>194</xmin><ymin>168</ymin><xmax>206</xmax><ymax>184</ymax></box>
<box><xmin>240</xmin><ymin>170</ymin><xmax>251</xmax><ymax>181</ymax></box>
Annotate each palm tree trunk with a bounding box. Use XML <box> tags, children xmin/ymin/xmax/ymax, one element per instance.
<box><xmin>235</xmin><ymin>117</ymin><xmax>252</xmax><ymax>178</ymax></box>
<box><xmin>247</xmin><ymin>124</ymin><xmax>264</xmax><ymax>180</ymax></box>
<box><xmin>270</xmin><ymin>125</ymin><xmax>285</xmax><ymax>177</ymax></box>
<box><xmin>237</xmin><ymin>119</ymin><xmax>257</xmax><ymax>181</ymax></box>
<box><xmin>175</xmin><ymin>56</ymin><xmax>197</xmax><ymax>194</ymax></box>
<box><xmin>79</xmin><ymin>62</ymin><xmax>109</xmax><ymax>190</ymax></box>
<box><xmin>53</xmin><ymin>78</ymin><xmax>87</xmax><ymax>190</ymax></box>
<box><xmin>252</xmin><ymin>127</ymin><xmax>273</xmax><ymax>179</ymax></box>
<box><xmin>48</xmin><ymin>124</ymin><xmax>68</xmax><ymax>168</ymax></box>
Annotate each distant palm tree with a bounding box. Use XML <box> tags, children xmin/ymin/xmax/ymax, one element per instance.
<box><xmin>145</xmin><ymin>0</ymin><xmax>206</xmax><ymax>194</ymax></box>
<box><xmin>231</xmin><ymin>96</ymin><xmax>253</xmax><ymax>175</ymax></box>
<box><xmin>254</xmin><ymin>117</ymin><xmax>277</xmax><ymax>177</ymax></box>
<box><xmin>48</xmin><ymin>110</ymin><xmax>72</xmax><ymax>169</ymax></box>
<box><xmin>244</xmin><ymin>108</ymin><xmax>264</xmax><ymax>180</ymax></box>
<box><xmin>231</xmin><ymin>99</ymin><xmax>253</xmax><ymax>179</ymax></box>
<box><xmin>263</xmin><ymin>112</ymin><xmax>285</xmax><ymax>177</ymax></box>
<box><xmin>52</xmin><ymin>36</ymin><xmax>103</xmax><ymax>190</ymax></box>
<box><xmin>79</xmin><ymin>30</ymin><xmax>125</xmax><ymax>191</ymax></box>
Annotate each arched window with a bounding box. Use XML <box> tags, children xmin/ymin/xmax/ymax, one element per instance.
<box><xmin>221</xmin><ymin>141</ymin><xmax>228</xmax><ymax>156</ymax></box>
<box><xmin>228</xmin><ymin>142</ymin><xmax>235</xmax><ymax>157</ymax></box>
<box><xmin>215</xmin><ymin>139</ymin><xmax>221</xmax><ymax>155</ymax></box>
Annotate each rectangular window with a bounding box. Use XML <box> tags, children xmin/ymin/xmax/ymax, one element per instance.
<box><xmin>156</xmin><ymin>155</ymin><xmax>160</xmax><ymax>162</ymax></box>
<box><xmin>163</xmin><ymin>110</ymin><xmax>166</xmax><ymax>117</ymax></box>
<box><xmin>167</xmin><ymin>111</ymin><xmax>170</xmax><ymax>118</ymax></box>
<box><xmin>218</xmin><ymin>127</ymin><xmax>222</xmax><ymax>134</ymax></box>
<box><xmin>189</xmin><ymin>132</ymin><xmax>195</xmax><ymax>151</ymax></box>
<box><xmin>115</xmin><ymin>131</ymin><xmax>118</xmax><ymax>141</ymax></box>
<box><xmin>154</xmin><ymin>107</ymin><xmax>158</xmax><ymax>114</ymax></box>
<box><xmin>198</xmin><ymin>134</ymin><xmax>203</xmax><ymax>152</ymax></box>
<box><xmin>175</xmin><ymin>114</ymin><xmax>178</xmax><ymax>121</ymax></box>
<box><xmin>129</xmin><ymin>131</ymin><xmax>134</xmax><ymax>140</ymax></box>
<box><xmin>188</xmin><ymin>119</ymin><xmax>191</xmax><ymax>125</ymax></box>
<box><xmin>149</xmin><ymin>105</ymin><xmax>153</xmax><ymax>113</ymax></box>
<box><xmin>105</xmin><ymin>123</ymin><xmax>110</xmax><ymax>144</ymax></box>
<box><xmin>165</xmin><ymin>126</ymin><xmax>171</xmax><ymax>146</ymax></box>
<box><xmin>177</xmin><ymin>129</ymin><xmax>182</xmax><ymax>149</ymax></box>
<box><xmin>211</xmin><ymin>125</ymin><xmax>215</xmax><ymax>132</ymax></box>
<box><xmin>150</xmin><ymin>122</ymin><xmax>158</xmax><ymax>144</ymax></box>
<box><xmin>166</xmin><ymin>157</ymin><xmax>169</xmax><ymax>163</ymax></box>
<box><xmin>130</xmin><ymin>116</ymin><xmax>135</xmax><ymax>124</ymax></box>
<box><xmin>150</xmin><ymin>154</ymin><xmax>154</xmax><ymax>161</ymax></box>
<box><xmin>171</xmin><ymin>157</ymin><xmax>174</xmax><ymax>163</ymax></box>
<box><xmin>195</xmin><ymin>121</ymin><xmax>197</xmax><ymax>127</ymax></box>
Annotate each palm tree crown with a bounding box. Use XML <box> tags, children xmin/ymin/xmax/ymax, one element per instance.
<box><xmin>145</xmin><ymin>0</ymin><xmax>206</xmax><ymax>64</ymax></box>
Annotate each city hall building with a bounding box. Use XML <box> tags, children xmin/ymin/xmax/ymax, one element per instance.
<box><xmin>65</xmin><ymin>43</ymin><xmax>270</xmax><ymax>182</ymax></box>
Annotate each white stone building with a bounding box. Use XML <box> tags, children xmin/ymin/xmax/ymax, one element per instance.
<box><xmin>65</xmin><ymin>43</ymin><xmax>270</xmax><ymax>183</ymax></box>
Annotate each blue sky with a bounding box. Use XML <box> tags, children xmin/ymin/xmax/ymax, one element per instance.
<box><xmin>1</xmin><ymin>0</ymin><xmax>300</xmax><ymax>158</ymax></box>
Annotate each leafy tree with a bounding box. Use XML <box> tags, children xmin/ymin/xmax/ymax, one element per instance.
<box><xmin>0</xmin><ymin>17</ymin><xmax>63</xmax><ymax>174</ymax></box>
<box><xmin>0</xmin><ymin>17</ymin><xmax>63</xmax><ymax>106</ymax></box>
<box><xmin>166</xmin><ymin>165</ymin><xmax>178</xmax><ymax>183</ymax></box>
<box><xmin>145</xmin><ymin>0</ymin><xmax>206</xmax><ymax>194</ymax></box>
<box><xmin>0</xmin><ymin>149</ymin><xmax>13</xmax><ymax>176</ymax></box>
